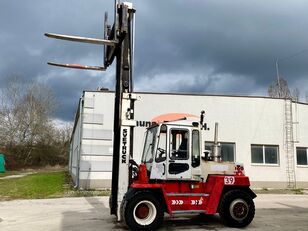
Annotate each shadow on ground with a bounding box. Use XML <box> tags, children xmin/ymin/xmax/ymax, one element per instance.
<box><xmin>60</xmin><ymin>200</ymin><xmax>308</xmax><ymax>231</ymax></box>
<box><xmin>60</xmin><ymin>197</ymin><xmax>127</xmax><ymax>231</ymax></box>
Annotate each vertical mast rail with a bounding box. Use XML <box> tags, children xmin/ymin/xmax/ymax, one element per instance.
<box><xmin>111</xmin><ymin>2</ymin><xmax>136</xmax><ymax>219</ymax></box>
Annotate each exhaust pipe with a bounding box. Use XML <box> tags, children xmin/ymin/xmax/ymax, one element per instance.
<box><xmin>212</xmin><ymin>123</ymin><xmax>221</xmax><ymax>162</ymax></box>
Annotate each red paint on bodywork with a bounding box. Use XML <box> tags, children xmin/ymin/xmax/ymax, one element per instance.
<box><xmin>136</xmin><ymin>164</ymin><xmax>148</xmax><ymax>183</ymax></box>
<box><xmin>130</xmin><ymin>174</ymin><xmax>251</xmax><ymax>215</ymax></box>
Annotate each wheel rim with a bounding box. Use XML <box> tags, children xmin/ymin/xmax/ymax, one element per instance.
<box><xmin>229</xmin><ymin>199</ymin><xmax>249</xmax><ymax>221</ymax></box>
<box><xmin>133</xmin><ymin>200</ymin><xmax>157</xmax><ymax>226</ymax></box>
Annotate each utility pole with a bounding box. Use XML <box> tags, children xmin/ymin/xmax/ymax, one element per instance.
<box><xmin>275</xmin><ymin>59</ymin><xmax>281</xmax><ymax>98</ymax></box>
<box><xmin>275</xmin><ymin>48</ymin><xmax>308</xmax><ymax>99</ymax></box>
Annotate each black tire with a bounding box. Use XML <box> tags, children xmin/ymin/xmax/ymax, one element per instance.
<box><xmin>123</xmin><ymin>191</ymin><xmax>164</xmax><ymax>231</ymax></box>
<box><xmin>219</xmin><ymin>189</ymin><xmax>255</xmax><ymax>228</ymax></box>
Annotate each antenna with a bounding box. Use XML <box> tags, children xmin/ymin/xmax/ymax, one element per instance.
<box><xmin>275</xmin><ymin>59</ymin><xmax>281</xmax><ymax>98</ymax></box>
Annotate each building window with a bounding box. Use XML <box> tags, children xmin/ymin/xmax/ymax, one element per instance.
<box><xmin>296</xmin><ymin>147</ymin><xmax>308</xmax><ymax>165</ymax></box>
<box><xmin>205</xmin><ymin>142</ymin><xmax>235</xmax><ymax>162</ymax></box>
<box><xmin>251</xmin><ymin>144</ymin><xmax>279</xmax><ymax>165</ymax></box>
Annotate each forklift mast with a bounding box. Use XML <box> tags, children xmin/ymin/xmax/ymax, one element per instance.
<box><xmin>45</xmin><ymin>0</ymin><xmax>136</xmax><ymax>220</ymax></box>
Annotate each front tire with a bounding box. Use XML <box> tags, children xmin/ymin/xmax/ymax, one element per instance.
<box><xmin>219</xmin><ymin>190</ymin><xmax>255</xmax><ymax>227</ymax></box>
<box><xmin>123</xmin><ymin>191</ymin><xmax>164</xmax><ymax>231</ymax></box>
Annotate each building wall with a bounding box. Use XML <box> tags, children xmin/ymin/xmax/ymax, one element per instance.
<box><xmin>134</xmin><ymin>93</ymin><xmax>287</xmax><ymax>188</ymax></box>
<box><xmin>77</xmin><ymin>92</ymin><xmax>114</xmax><ymax>188</ymax></box>
<box><xmin>295</xmin><ymin>103</ymin><xmax>308</xmax><ymax>186</ymax></box>
<box><xmin>69</xmin><ymin>91</ymin><xmax>308</xmax><ymax>189</ymax></box>
<box><xmin>70</xmin><ymin>100</ymin><xmax>81</xmax><ymax>180</ymax></box>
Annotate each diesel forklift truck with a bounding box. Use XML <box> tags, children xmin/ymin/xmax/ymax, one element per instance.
<box><xmin>46</xmin><ymin>1</ymin><xmax>256</xmax><ymax>230</ymax></box>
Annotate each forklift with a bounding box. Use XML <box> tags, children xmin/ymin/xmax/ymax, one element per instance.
<box><xmin>46</xmin><ymin>1</ymin><xmax>256</xmax><ymax>230</ymax></box>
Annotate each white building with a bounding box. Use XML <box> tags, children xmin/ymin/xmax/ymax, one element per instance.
<box><xmin>69</xmin><ymin>91</ymin><xmax>308</xmax><ymax>189</ymax></box>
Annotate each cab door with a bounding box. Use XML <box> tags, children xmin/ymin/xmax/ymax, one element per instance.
<box><xmin>167</xmin><ymin>127</ymin><xmax>191</xmax><ymax>180</ymax></box>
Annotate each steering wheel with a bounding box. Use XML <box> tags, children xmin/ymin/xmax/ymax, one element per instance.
<box><xmin>157</xmin><ymin>147</ymin><xmax>165</xmax><ymax>154</ymax></box>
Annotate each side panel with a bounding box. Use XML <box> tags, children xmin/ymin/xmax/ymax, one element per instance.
<box><xmin>205</xmin><ymin>175</ymin><xmax>251</xmax><ymax>214</ymax></box>
<box><xmin>204</xmin><ymin>176</ymin><xmax>225</xmax><ymax>214</ymax></box>
<box><xmin>131</xmin><ymin>175</ymin><xmax>252</xmax><ymax>215</ymax></box>
<box><xmin>150</xmin><ymin>162</ymin><xmax>167</xmax><ymax>180</ymax></box>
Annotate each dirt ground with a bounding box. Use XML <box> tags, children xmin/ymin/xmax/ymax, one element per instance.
<box><xmin>0</xmin><ymin>194</ymin><xmax>308</xmax><ymax>231</ymax></box>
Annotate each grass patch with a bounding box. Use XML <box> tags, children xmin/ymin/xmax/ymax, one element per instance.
<box><xmin>0</xmin><ymin>171</ymin><xmax>66</xmax><ymax>199</ymax></box>
<box><xmin>0</xmin><ymin>171</ymin><xmax>22</xmax><ymax>178</ymax></box>
<box><xmin>0</xmin><ymin>171</ymin><xmax>110</xmax><ymax>200</ymax></box>
<box><xmin>292</xmin><ymin>188</ymin><xmax>304</xmax><ymax>194</ymax></box>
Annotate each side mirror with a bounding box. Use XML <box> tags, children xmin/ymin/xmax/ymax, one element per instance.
<box><xmin>201</xmin><ymin>151</ymin><xmax>208</xmax><ymax>160</ymax></box>
<box><xmin>202</xmin><ymin>150</ymin><xmax>213</xmax><ymax>160</ymax></box>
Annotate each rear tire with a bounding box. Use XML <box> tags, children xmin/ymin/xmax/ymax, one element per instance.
<box><xmin>219</xmin><ymin>190</ymin><xmax>255</xmax><ymax>227</ymax></box>
<box><xmin>123</xmin><ymin>191</ymin><xmax>164</xmax><ymax>231</ymax></box>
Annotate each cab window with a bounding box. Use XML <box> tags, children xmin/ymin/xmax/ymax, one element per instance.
<box><xmin>192</xmin><ymin>130</ymin><xmax>200</xmax><ymax>167</ymax></box>
<box><xmin>170</xmin><ymin>129</ymin><xmax>189</xmax><ymax>160</ymax></box>
<box><xmin>155</xmin><ymin>125</ymin><xmax>167</xmax><ymax>163</ymax></box>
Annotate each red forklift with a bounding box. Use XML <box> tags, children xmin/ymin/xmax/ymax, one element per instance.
<box><xmin>123</xmin><ymin>115</ymin><xmax>256</xmax><ymax>230</ymax></box>
<box><xmin>46</xmin><ymin>1</ymin><xmax>256</xmax><ymax>230</ymax></box>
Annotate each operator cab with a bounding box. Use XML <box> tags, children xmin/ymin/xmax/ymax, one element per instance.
<box><xmin>141</xmin><ymin>119</ymin><xmax>202</xmax><ymax>181</ymax></box>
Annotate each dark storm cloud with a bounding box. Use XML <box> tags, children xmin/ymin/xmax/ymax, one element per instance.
<box><xmin>1</xmin><ymin>0</ymin><xmax>308</xmax><ymax>121</ymax></box>
<box><xmin>0</xmin><ymin>0</ymin><xmax>114</xmax><ymax>122</ymax></box>
<box><xmin>134</xmin><ymin>0</ymin><xmax>308</xmax><ymax>91</ymax></box>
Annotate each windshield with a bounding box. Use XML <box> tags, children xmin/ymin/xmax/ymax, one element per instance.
<box><xmin>142</xmin><ymin>126</ymin><xmax>159</xmax><ymax>163</ymax></box>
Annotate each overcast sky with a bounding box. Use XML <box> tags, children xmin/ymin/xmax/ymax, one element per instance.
<box><xmin>1</xmin><ymin>0</ymin><xmax>308</xmax><ymax>122</ymax></box>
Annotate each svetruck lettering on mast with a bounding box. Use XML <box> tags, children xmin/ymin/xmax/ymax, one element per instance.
<box><xmin>121</xmin><ymin>128</ymin><xmax>128</xmax><ymax>164</ymax></box>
